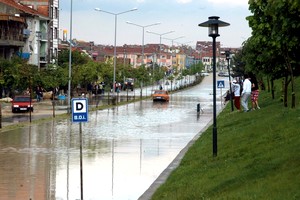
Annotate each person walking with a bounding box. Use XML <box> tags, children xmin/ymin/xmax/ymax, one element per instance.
<box><xmin>232</xmin><ymin>79</ymin><xmax>241</xmax><ymax>111</ymax></box>
<box><xmin>251</xmin><ymin>76</ymin><xmax>260</xmax><ymax>110</ymax></box>
<box><xmin>241</xmin><ymin>75</ymin><xmax>252</xmax><ymax>112</ymax></box>
<box><xmin>35</xmin><ymin>86</ymin><xmax>43</xmax><ymax>102</ymax></box>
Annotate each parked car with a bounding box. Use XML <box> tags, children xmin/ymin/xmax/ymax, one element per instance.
<box><xmin>152</xmin><ymin>90</ymin><xmax>170</xmax><ymax>102</ymax></box>
<box><xmin>123</xmin><ymin>78</ymin><xmax>134</xmax><ymax>91</ymax></box>
<box><xmin>11</xmin><ymin>95</ymin><xmax>33</xmax><ymax>113</ymax></box>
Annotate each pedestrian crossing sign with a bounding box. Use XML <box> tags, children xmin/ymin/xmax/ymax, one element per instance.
<box><xmin>217</xmin><ymin>80</ymin><xmax>225</xmax><ymax>88</ymax></box>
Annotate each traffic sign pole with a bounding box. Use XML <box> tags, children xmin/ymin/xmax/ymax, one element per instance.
<box><xmin>221</xmin><ymin>88</ymin><xmax>222</xmax><ymax>106</ymax></box>
<box><xmin>79</xmin><ymin>122</ymin><xmax>83</xmax><ymax>200</ymax></box>
<box><xmin>71</xmin><ymin>98</ymin><xmax>88</xmax><ymax>200</ymax></box>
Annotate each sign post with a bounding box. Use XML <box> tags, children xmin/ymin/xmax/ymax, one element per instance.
<box><xmin>72</xmin><ymin>98</ymin><xmax>88</xmax><ymax>200</ymax></box>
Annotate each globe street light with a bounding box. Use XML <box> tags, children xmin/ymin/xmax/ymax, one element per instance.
<box><xmin>146</xmin><ymin>30</ymin><xmax>174</xmax><ymax>66</ymax></box>
<box><xmin>95</xmin><ymin>7</ymin><xmax>138</xmax><ymax>98</ymax></box>
<box><xmin>199</xmin><ymin>16</ymin><xmax>230</xmax><ymax>157</ymax></box>
<box><xmin>126</xmin><ymin>21</ymin><xmax>161</xmax><ymax>65</ymax></box>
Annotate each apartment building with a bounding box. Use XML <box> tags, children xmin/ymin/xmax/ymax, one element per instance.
<box><xmin>0</xmin><ymin>0</ymin><xmax>59</xmax><ymax>68</ymax></box>
<box><xmin>18</xmin><ymin>0</ymin><xmax>59</xmax><ymax>65</ymax></box>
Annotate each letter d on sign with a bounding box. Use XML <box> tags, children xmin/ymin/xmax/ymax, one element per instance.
<box><xmin>76</xmin><ymin>102</ymin><xmax>83</xmax><ymax>111</ymax></box>
<box><xmin>72</xmin><ymin>98</ymin><xmax>87</xmax><ymax>114</ymax></box>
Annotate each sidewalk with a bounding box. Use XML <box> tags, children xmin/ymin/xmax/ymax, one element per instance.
<box><xmin>0</xmin><ymin>92</ymin><xmax>149</xmax><ymax>128</ymax></box>
<box><xmin>0</xmin><ymin>100</ymin><xmax>68</xmax><ymax>128</ymax></box>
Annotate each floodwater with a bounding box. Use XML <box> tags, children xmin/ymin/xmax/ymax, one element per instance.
<box><xmin>0</xmin><ymin>74</ymin><xmax>229</xmax><ymax>200</ymax></box>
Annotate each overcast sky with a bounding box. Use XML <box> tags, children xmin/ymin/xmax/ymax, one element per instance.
<box><xmin>59</xmin><ymin>0</ymin><xmax>252</xmax><ymax>48</ymax></box>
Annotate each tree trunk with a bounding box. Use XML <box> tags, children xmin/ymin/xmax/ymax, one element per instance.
<box><xmin>284</xmin><ymin>76</ymin><xmax>288</xmax><ymax>107</ymax></box>
<box><xmin>259</xmin><ymin>77</ymin><xmax>265</xmax><ymax>90</ymax></box>
<box><xmin>284</xmin><ymin>51</ymin><xmax>296</xmax><ymax>108</ymax></box>
<box><xmin>271</xmin><ymin>79</ymin><xmax>275</xmax><ymax>99</ymax></box>
<box><xmin>267</xmin><ymin>76</ymin><xmax>270</xmax><ymax>92</ymax></box>
<box><xmin>288</xmin><ymin>64</ymin><xmax>295</xmax><ymax>108</ymax></box>
<box><xmin>292</xmin><ymin>92</ymin><xmax>295</xmax><ymax>108</ymax></box>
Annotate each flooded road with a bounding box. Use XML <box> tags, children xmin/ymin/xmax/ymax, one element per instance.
<box><xmin>0</xmin><ymin>75</ymin><xmax>229</xmax><ymax>200</ymax></box>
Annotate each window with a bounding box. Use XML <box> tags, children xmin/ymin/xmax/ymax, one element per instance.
<box><xmin>50</xmin><ymin>28</ymin><xmax>53</xmax><ymax>40</ymax></box>
<box><xmin>50</xmin><ymin>7</ymin><xmax>53</xmax><ymax>18</ymax></box>
<box><xmin>55</xmin><ymin>7</ymin><xmax>59</xmax><ymax>19</ymax></box>
<box><xmin>54</xmin><ymin>27</ymin><xmax>58</xmax><ymax>39</ymax></box>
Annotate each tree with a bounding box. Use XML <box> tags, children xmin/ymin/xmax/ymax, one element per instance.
<box><xmin>0</xmin><ymin>57</ymin><xmax>41</xmax><ymax>97</ymax></box>
<box><xmin>40</xmin><ymin>65</ymin><xmax>68</xmax><ymax>92</ymax></box>
<box><xmin>246</xmin><ymin>0</ymin><xmax>300</xmax><ymax>108</ymax></box>
<box><xmin>58</xmin><ymin>49</ymin><xmax>90</xmax><ymax>67</ymax></box>
<box><xmin>231</xmin><ymin>50</ymin><xmax>245</xmax><ymax>77</ymax></box>
<box><xmin>57</xmin><ymin>49</ymin><xmax>100</xmax><ymax>92</ymax></box>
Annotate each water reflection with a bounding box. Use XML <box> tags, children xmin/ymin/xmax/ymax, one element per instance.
<box><xmin>0</xmin><ymin>78</ymin><xmax>226</xmax><ymax>200</ymax></box>
<box><xmin>0</xmin><ymin>114</ymin><xmax>200</xmax><ymax>200</ymax></box>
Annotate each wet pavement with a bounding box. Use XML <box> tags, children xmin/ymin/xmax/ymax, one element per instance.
<box><xmin>0</xmin><ymin>74</ymin><xmax>230</xmax><ymax>200</ymax></box>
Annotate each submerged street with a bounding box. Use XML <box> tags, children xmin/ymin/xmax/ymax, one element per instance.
<box><xmin>0</xmin><ymin>74</ymin><xmax>229</xmax><ymax>200</ymax></box>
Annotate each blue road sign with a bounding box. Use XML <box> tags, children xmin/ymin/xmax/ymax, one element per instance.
<box><xmin>72</xmin><ymin>98</ymin><xmax>88</xmax><ymax>123</ymax></box>
<box><xmin>217</xmin><ymin>80</ymin><xmax>225</xmax><ymax>88</ymax></box>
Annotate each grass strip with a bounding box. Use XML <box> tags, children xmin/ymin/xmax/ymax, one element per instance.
<box><xmin>151</xmin><ymin>77</ymin><xmax>300</xmax><ymax>200</ymax></box>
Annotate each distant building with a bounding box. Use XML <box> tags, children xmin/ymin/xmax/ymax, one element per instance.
<box><xmin>196</xmin><ymin>41</ymin><xmax>241</xmax><ymax>71</ymax></box>
<box><xmin>61</xmin><ymin>38</ymin><xmax>239</xmax><ymax>74</ymax></box>
<box><xmin>89</xmin><ymin>44</ymin><xmax>174</xmax><ymax>68</ymax></box>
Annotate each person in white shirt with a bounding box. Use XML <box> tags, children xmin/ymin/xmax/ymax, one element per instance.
<box><xmin>241</xmin><ymin>75</ymin><xmax>252</xmax><ymax>112</ymax></box>
<box><xmin>232</xmin><ymin>79</ymin><xmax>241</xmax><ymax>111</ymax></box>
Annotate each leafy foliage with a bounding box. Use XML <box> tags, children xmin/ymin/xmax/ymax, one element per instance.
<box><xmin>0</xmin><ymin>47</ymin><xmax>203</xmax><ymax>97</ymax></box>
<box><xmin>238</xmin><ymin>0</ymin><xmax>300</xmax><ymax>107</ymax></box>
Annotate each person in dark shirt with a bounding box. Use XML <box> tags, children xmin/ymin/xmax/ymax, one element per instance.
<box><xmin>35</xmin><ymin>86</ymin><xmax>43</xmax><ymax>102</ymax></box>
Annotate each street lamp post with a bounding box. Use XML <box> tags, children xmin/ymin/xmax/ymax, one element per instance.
<box><xmin>146</xmin><ymin>30</ymin><xmax>174</xmax><ymax>66</ymax></box>
<box><xmin>126</xmin><ymin>21</ymin><xmax>161</xmax><ymax>65</ymax></box>
<box><xmin>174</xmin><ymin>41</ymin><xmax>193</xmax><ymax>46</ymax></box>
<box><xmin>162</xmin><ymin>36</ymin><xmax>185</xmax><ymax>47</ymax></box>
<box><xmin>225</xmin><ymin>50</ymin><xmax>234</xmax><ymax>112</ymax></box>
<box><xmin>199</xmin><ymin>16</ymin><xmax>230</xmax><ymax>157</ymax></box>
<box><xmin>67</xmin><ymin>0</ymin><xmax>73</xmax><ymax>114</ymax></box>
<box><xmin>95</xmin><ymin>7</ymin><xmax>138</xmax><ymax>97</ymax></box>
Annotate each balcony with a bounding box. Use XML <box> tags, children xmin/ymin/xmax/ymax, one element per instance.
<box><xmin>17</xmin><ymin>52</ymin><xmax>31</xmax><ymax>59</ymax></box>
<box><xmin>39</xmin><ymin>52</ymin><xmax>48</xmax><ymax>63</ymax></box>
<box><xmin>40</xmin><ymin>33</ymin><xmax>48</xmax><ymax>41</ymax></box>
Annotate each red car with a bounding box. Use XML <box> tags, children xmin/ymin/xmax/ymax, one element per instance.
<box><xmin>11</xmin><ymin>95</ymin><xmax>34</xmax><ymax>113</ymax></box>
